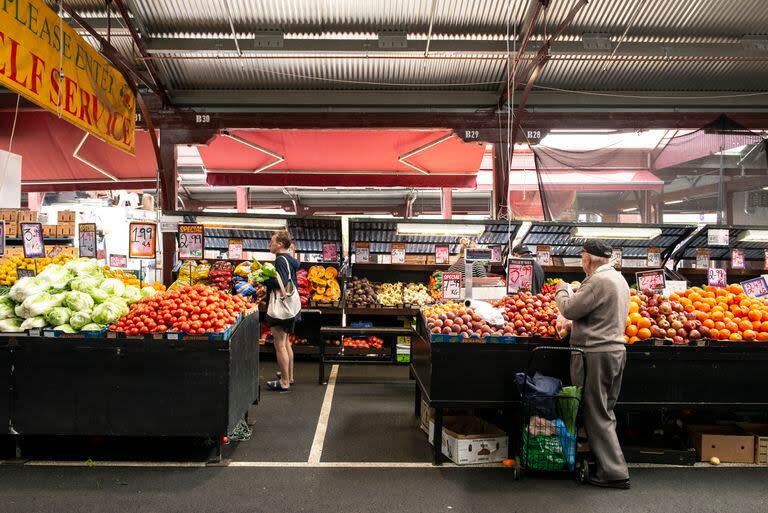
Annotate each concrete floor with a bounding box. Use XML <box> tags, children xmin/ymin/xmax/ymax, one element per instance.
<box><xmin>2</xmin><ymin>360</ymin><xmax>768</xmax><ymax>513</ymax></box>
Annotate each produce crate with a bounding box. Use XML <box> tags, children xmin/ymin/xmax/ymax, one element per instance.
<box><xmin>166</xmin><ymin>313</ymin><xmax>244</xmax><ymax>341</ymax></box>
<box><xmin>41</xmin><ymin>327</ymin><xmax>109</xmax><ymax>339</ymax></box>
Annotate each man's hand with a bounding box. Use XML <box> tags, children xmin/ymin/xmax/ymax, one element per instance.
<box><xmin>556</xmin><ymin>281</ymin><xmax>573</xmax><ymax>296</ymax></box>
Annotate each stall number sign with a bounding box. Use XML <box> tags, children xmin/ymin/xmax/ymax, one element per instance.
<box><xmin>465</xmin><ymin>248</ymin><xmax>492</xmax><ymax>262</ymax></box>
<box><xmin>442</xmin><ymin>272</ymin><xmax>462</xmax><ymax>300</ymax></box>
<box><xmin>109</xmin><ymin>254</ymin><xmax>127</xmax><ymax>268</ymax></box>
<box><xmin>0</xmin><ymin>220</ymin><xmax>4</xmax><ymax>256</ymax></box>
<box><xmin>731</xmin><ymin>248</ymin><xmax>745</xmax><ymax>270</ymax></box>
<box><xmin>20</xmin><ymin>222</ymin><xmax>45</xmax><ymax>259</ymax></box>
<box><xmin>78</xmin><ymin>223</ymin><xmax>97</xmax><ymax>258</ymax></box>
<box><xmin>708</xmin><ymin>228</ymin><xmax>730</xmax><ymax>247</ymax></box>
<box><xmin>391</xmin><ymin>243</ymin><xmax>406</xmax><ymax>264</ymax></box>
<box><xmin>322</xmin><ymin>241</ymin><xmax>337</xmax><ymax>262</ymax></box>
<box><xmin>610</xmin><ymin>248</ymin><xmax>623</xmax><ymax>270</ymax></box>
<box><xmin>435</xmin><ymin>244</ymin><xmax>449</xmax><ymax>265</ymax></box>
<box><xmin>355</xmin><ymin>242</ymin><xmax>370</xmax><ymax>264</ymax></box>
<box><xmin>741</xmin><ymin>276</ymin><xmax>768</xmax><ymax>299</ymax></box>
<box><xmin>178</xmin><ymin>224</ymin><xmax>204</xmax><ymax>261</ymax></box>
<box><xmin>228</xmin><ymin>239</ymin><xmax>244</xmax><ymax>260</ymax></box>
<box><xmin>536</xmin><ymin>245</ymin><xmax>552</xmax><ymax>266</ymax></box>
<box><xmin>507</xmin><ymin>258</ymin><xmax>534</xmax><ymax>294</ymax></box>
<box><xmin>708</xmin><ymin>267</ymin><xmax>727</xmax><ymax>287</ymax></box>
<box><xmin>129</xmin><ymin>222</ymin><xmax>157</xmax><ymax>259</ymax></box>
<box><xmin>696</xmin><ymin>248</ymin><xmax>711</xmax><ymax>269</ymax></box>
<box><xmin>636</xmin><ymin>269</ymin><xmax>666</xmax><ymax>293</ymax></box>
<box><xmin>646</xmin><ymin>247</ymin><xmax>661</xmax><ymax>268</ymax></box>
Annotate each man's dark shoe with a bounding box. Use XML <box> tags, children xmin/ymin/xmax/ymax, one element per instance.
<box><xmin>586</xmin><ymin>476</ymin><xmax>630</xmax><ymax>489</ymax></box>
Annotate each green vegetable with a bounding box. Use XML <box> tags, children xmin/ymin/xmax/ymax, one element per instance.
<box><xmin>65</xmin><ymin>258</ymin><xmax>104</xmax><ymax>279</ymax></box>
<box><xmin>89</xmin><ymin>288</ymin><xmax>110</xmax><ymax>304</ymax></box>
<box><xmin>18</xmin><ymin>292</ymin><xmax>60</xmax><ymax>319</ymax></box>
<box><xmin>79</xmin><ymin>323</ymin><xmax>104</xmax><ymax>332</ymax></box>
<box><xmin>69</xmin><ymin>276</ymin><xmax>102</xmax><ymax>293</ymax></box>
<box><xmin>69</xmin><ymin>310</ymin><xmax>93</xmax><ymax>330</ymax></box>
<box><xmin>36</xmin><ymin>264</ymin><xmax>73</xmax><ymax>290</ymax></box>
<box><xmin>92</xmin><ymin>302</ymin><xmax>125</xmax><ymax>324</ymax></box>
<box><xmin>64</xmin><ymin>291</ymin><xmax>95</xmax><ymax>312</ymax></box>
<box><xmin>45</xmin><ymin>306</ymin><xmax>72</xmax><ymax>327</ymax></box>
<box><xmin>141</xmin><ymin>286</ymin><xmax>157</xmax><ymax>299</ymax></box>
<box><xmin>252</xmin><ymin>262</ymin><xmax>278</xmax><ymax>283</ymax></box>
<box><xmin>52</xmin><ymin>324</ymin><xmax>75</xmax><ymax>333</ymax></box>
<box><xmin>0</xmin><ymin>317</ymin><xmax>23</xmax><ymax>332</ymax></box>
<box><xmin>99</xmin><ymin>278</ymin><xmax>126</xmax><ymax>297</ymax></box>
<box><xmin>9</xmin><ymin>277</ymin><xmax>46</xmax><ymax>303</ymax></box>
<box><xmin>122</xmin><ymin>286</ymin><xmax>142</xmax><ymax>304</ymax></box>
<box><xmin>20</xmin><ymin>316</ymin><xmax>47</xmax><ymax>330</ymax></box>
<box><xmin>0</xmin><ymin>296</ymin><xmax>15</xmax><ymax>320</ymax></box>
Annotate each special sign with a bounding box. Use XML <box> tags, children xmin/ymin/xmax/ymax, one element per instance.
<box><xmin>0</xmin><ymin>0</ymin><xmax>136</xmax><ymax>153</ymax></box>
<box><xmin>177</xmin><ymin>224</ymin><xmax>204</xmax><ymax>261</ymax></box>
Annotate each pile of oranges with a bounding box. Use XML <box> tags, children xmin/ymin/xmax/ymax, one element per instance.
<box><xmin>671</xmin><ymin>284</ymin><xmax>768</xmax><ymax>342</ymax></box>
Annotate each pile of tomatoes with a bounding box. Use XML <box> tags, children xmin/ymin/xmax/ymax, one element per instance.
<box><xmin>109</xmin><ymin>284</ymin><xmax>250</xmax><ymax>335</ymax></box>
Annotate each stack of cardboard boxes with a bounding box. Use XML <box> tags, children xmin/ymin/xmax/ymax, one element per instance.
<box><xmin>0</xmin><ymin>209</ymin><xmax>76</xmax><ymax>239</ymax></box>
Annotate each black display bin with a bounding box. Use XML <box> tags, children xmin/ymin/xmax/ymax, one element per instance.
<box><xmin>7</xmin><ymin>313</ymin><xmax>260</xmax><ymax>438</ymax></box>
<box><xmin>0</xmin><ymin>339</ymin><xmax>10</xmax><ymax>433</ymax></box>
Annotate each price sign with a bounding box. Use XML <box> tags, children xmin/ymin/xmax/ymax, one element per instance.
<box><xmin>49</xmin><ymin>246</ymin><xmax>63</xmax><ymax>258</ymax></box>
<box><xmin>435</xmin><ymin>244</ymin><xmax>450</xmax><ymax>265</ymax></box>
<box><xmin>731</xmin><ymin>248</ymin><xmax>745</xmax><ymax>270</ymax></box>
<box><xmin>0</xmin><ymin>220</ymin><xmax>5</xmax><ymax>256</ymax></box>
<box><xmin>507</xmin><ymin>258</ymin><xmax>534</xmax><ymax>294</ymax></box>
<box><xmin>228</xmin><ymin>239</ymin><xmax>244</xmax><ymax>260</ymax></box>
<box><xmin>78</xmin><ymin>223</ymin><xmax>97</xmax><ymax>258</ymax></box>
<box><xmin>128</xmin><ymin>222</ymin><xmax>157</xmax><ymax>259</ymax></box>
<box><xmin>646</xmin><ymin>247</ymin><xmax>661</xmax><ymax>268</ymax></box>
<box><xmin>20</xmin><ymin>222</ymin><xmax>45</xmax><ymax>258</ymax></box>
<box><xmin>609</xmin><ymin>248</ymin><xmax>623</xmax><ymax>270</ymax></box>
<box><xmin>441</xmin><ymin>272</ymin><xmax>462</xmax><ymax>300</ymax></box>
<box><xmin>465</xmin><ymin>248</ymin><xmax>492</xmax><ymax>262</ymax></box>
<box><xmin>707</xmin><ymin>267</ymin><xmax>727</xmax><ymax>287</ymax></box>
<box><xmin>765</xmin><ymin>249</ymin><xmax>768</xmax><ymax>271</ymax></box>
<box><xmin>490</xmin><ymin>245</ymin><xmax>502</xmax><ymax>263</ymax></box>
<box><xmin>696</xmin><ymin>248</ymin><xmax>711</xmax><ymax>269</ymax></box>
<box><xmin>355</xmin><ymin>242</ymin><xmax>370</xmax><ymax>264</ymax></box>
<box><xmin>322</xmin><ymin>241</ymin><xmax>337</xmax><ymax>262</ymax></box>
<box><xmin>741</xmin><ymin>276</ymin><xmax>768</xmax><ymax>298</ymax></box>
<box><xmin>663</xmin><ymin>280</ymin><xmax>688</xmax><ymax>298</ymax></box>
<box><xmin>109</xmin><ymin>254</ymin><xmax>127</xmax><ymax>268</ymax></box>
<box><xmin>178</xmin><ymin>224</ymin><xmax>204</xmax><ymax>261</ymax></box>
<box><xmin>708</xmin><ymin>228</ymin><xmax>730</xmax><ymax>247</ymax></box>
<box><xmin>636</xmin><ymin>269</ymin><xmax>666</xmax><ymax>293</ymax></box>
<box><xmin>17</xmin><ymin>268</ymin><xmax>36</xmax><ymax>278</ymax></box>
<box><xmin>391</xmin><ymin>243</ymin><xmax>406</xmax><ymax>264</ymax></box>
<box><xmin>536</xmin><ymin>245</ymin><xmax>552</xmax><ymax>266</ymax></box>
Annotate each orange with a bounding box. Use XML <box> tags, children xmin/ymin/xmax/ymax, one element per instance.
<box><xmin>637</xmin><ymin>317</ymin><xmax>652</xmax><ymax>330</ymax></box>
<box><xmin>624</xmin><ymin>334</ymin><xmax>630</xmax><ymax>343</ymax></box>
<box><xmin>629</xmin><ymin>302</ymin><xmax>640</xmax><ymax>314</ymax></box>
<box><xmin>760</xmin><ymin>322</ymin><xmax>768</xmax><ymax>333</ymax></box>
<box><xmin>739</xmin><ymin>320</ymin><xmax>754</xmax><ymax>333</ymax></box>
<box><xmin>689</xmin><ymin>292</ymin><xmax>703</xmax><ymax>303</ymax></box>
<box><xmin>716</xmin><ymin>288</ymin><xmax>729</xmax><ymax>298</ymax></box>
<box><xmin>714</xmin><ymin>321</ymin><xmax>726</xmax><ymax>330</ymax></box>
<box><xmin>626</xmin><ymin>324</ymin><xmax>639</xmax><ymax>337</ymax></box>
<box><xmin>709</xmin><ymin>328</ymin><xmax>720</xmax><ymax>340</ymax></box>
<box><xmin>728</xmin><ymin>284</ymin><xmax>744</xmax><ymax>295</ymax></box>
<box><xmin>743</xmin><ymin>330</ymin><xmax>757</xmax><ymax>341</ymax></box>
<box><xmin>684</xmin><ymin>304</ymin><xmax>695</xmax><ymax>313</ymax></box>
<box><xmin>705</xmin><ymin>285</ymin><xmax>717</xmax><ymax>294</ymax></box>
<box><xmin>698</xmin><ymin>303</ymin><xmax>711</xmax><ymax>313</ymax></box>
<box><xmin>703</xmin><ymin>319</ymin><xmax>715</xmax><ymax>329</ymax></box>
<box><xmin>711</xmin><ymin>310</ymin><xmax>725</xmax><ymax>322</ymax></box>
<box><xmin>637</xmin><ymin>328</ymin><xmax>652</xmax><ymax>340</ymax></box>
<box><xmin>726</xmin><ymin>321</ymin><xmax>740</xmax><ymax>333</ymax></box>
<box><xmin>695</xmin><ymin>311</ymin><xmax>708</xmax><ymax>322</ymax></box>
<box><xmin>740</xmin><ymin>299</ymin><xmax>752</xmax><ymax>309</ymax></box>
<box><xmin>729</xmin><ymin>332</ymin><xmax>743</xmax><ymax>341</ymax></box>
<box><xmin>703</xmin><ymin>297</ymin><xmax>717</xmax><ymax>307</ymax></box>
<box><xmin>719</xmin><ymin>329</ymin><xmax>731</xmax><ymax>340</ymax></box>
<box><xmin>669</xmin><ymin>293</ymin><xmax>681</xmax><ymax>302</ymax></box>
<box><xmin>630</xmin><ymin>296</ymin><xmax>642</xmax><ymax>305</ymax></box>
<box><xmin>748</xmin><ymin>309</ymin><xmax>762</xmax><ymax>322</ymax></box>
<box><xmin>679</xmin><ymin>297</ymin><xmax>693</xmax><ymax>307</ymax></box>
<box><xmin>629</xmin><ymin>312</ymin><xmax>643</xmax><ymax>325</ymax></box>
<box><xmin>757</xmin><ymin>332</ymin><xmax>768</xmax><ymax>342</ymax></box>
<box><xmin>628</xmin><ymin>336</ymin><xmax>640</xmax><ymax>344</ymax></box>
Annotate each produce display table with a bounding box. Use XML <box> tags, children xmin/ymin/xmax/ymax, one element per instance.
<box><xmin>4</xmin><ymin>313</ymin><xmax>260</xmax><ymax>448</ymax></box>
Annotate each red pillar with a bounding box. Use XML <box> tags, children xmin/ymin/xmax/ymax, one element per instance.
<box><xmin>441</xmin><ymin>188</ymin><xmax>452</xmax><ymax>220</ymax></box>
<box><xmin>27</xmin><ymin>192</ymin><xmax>44</xmax><ymax>211</ymax></box>
<box><xmin>236</xmin><ymin>187</ymin><xmax>248</xmax><ymax>213</ymax></box>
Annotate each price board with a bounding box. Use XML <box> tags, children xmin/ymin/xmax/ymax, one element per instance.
<box><xmin>391</xmin><ymin>243</ymin><xmax>406</xmax><ymax>264</ymax></box>
<box><xmin>741</xmin><ymin>276</ymin><xmax>768</xmax><ymax>299</ymax></box>
<box><xmin>663</xmin><ymin>280</ymin><xmax>688</xmax><ymax>298</ymax></box>
<box><xmin>646</xmin><ymin>247</ymin><xmax>661</xmax><ymax>268</ymax></box>
<box><xmin>20</xmin><ymin>222</ymin><xmax>45</xmax><ymax>258</ymax></box>
<box><xmin>490</xmin><ymin>245</ymin><xmax>502</xmax><ymax>263</ymax></box>
<box><xmin>696</xmin><ymin>248</ymin><xmax>711</xmax><ymax>269</ymax></box>
<box><xmin>17</xmin><ymin>268</ymin><xmax>36</xmax><ymax>278</ymax></box>
<box><xmin>708</xmin><ymin>228</ymin><xmax>730</xmax><ymax>247</ymax></box>
<box><xmin>636</xmin><ymin>269</ymin><xmax>666</xmax><ymax>293</ymax></box>
<box><xmin>322</xmin><ymin>241</ymin><xmax>337</xmax><ymax>262</ymax></box>
<box><xmin>228</xmin><ymin>239</ymin><xmax>244</xmax><ymax>260</ymax></box>
<box><xmin>536</xmin><ymin>245</ymin><xmax>552</xmax><ymax>266</ymax></box>
<box><xmin>0</xmin><ymin>220</ymin><xmax>5</xmax><ymax>256</ymax></box>
<box><xmin>355</xmin><ymin>242</ymin><xmax>370</xmax><ymax>264</ymax></box>
<box><xmin>465</xmin><ymin>248</ymin><xmax>492</xmax><ymax>262</ymax></box>
<box><xmin>609</xmin><ymin>248</ymin><xmax>623</xmax><ymax>270</ymax></box>
<box><xmin>707</xmin><ymin>267</ymin><xmax>727</xmax><ymax>287</ymax></box>
<box><xmin>128</xmin><ymin>222</ymin><xmax>157</xmax><ymax>259</ymax></box>
<box><xmin>78</xmin><ymin>223</ymin><xmax>97</xmax><ymax>258</ymax></box>
<box><xmin>109</xmin><ymin>254</ymin><xmax>127</xmax><ymax>268</ymax></box>
<box><xmin>177</xmin><ymin>224</ymin><xmax>204</xmax><ymax>261</ymax></box>
<box><xmin>507</xmin><ymin>258</ymin><xmax>534</xmax><ymax>294</ymax></box>
<box><xmin>731</xmin><ymin>248</ymin><xmax>745</xmax><ymax>270</ymax></box>
<box><xmin>435</xmin><ymin>244</ymin><xmax>450</xmax><ymax>265</ymax></box>
<box><xmin>441</xmin><ymin>272</ymin><xmax>462</xmax><ymax>300</ymax></box>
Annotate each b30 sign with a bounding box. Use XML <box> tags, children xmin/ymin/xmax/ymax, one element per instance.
<box><xmin>177</xmin><ymin>224</ymin><xmax>204</xmax><ymax>260</ymax></box>
<box><xmin>20</xmin><ymin>222</ymin><xmax>45</xmax><ymax>258</ymax></box>
<box><xmin>507</xmin><ymin>258</ymin><xmax>534</xmax><ymax>294</ymax></box>
<box><xmin>636</xmin><ymin>269</ymin><xmax>666</xmax><ymax>292</ymax></box>
<box><xmin>78</xmin><ymin>223</ymin><xmax>97</xmax><ymax>258</ymax></box>
<box><xmin>129</xmin><ymin>222</ymin><xmax>157</xmax><ymax>259</ymax></box>
<box><xmin>741</xmin><ymin>276</ymin><xmax>768</xmax><ymax>299</ymax></box>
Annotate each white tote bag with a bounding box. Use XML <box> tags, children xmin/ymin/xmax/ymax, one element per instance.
<box><xmin>267</xmin><ymin>256</ymin><xmax>301</xmax><ymax>320</ymax></box>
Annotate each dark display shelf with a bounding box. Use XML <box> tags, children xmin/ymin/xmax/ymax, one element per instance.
<box><xmin>673</xmin><ymin>224</ymin><xmax>768</xmax><ymax>263</ymax></box>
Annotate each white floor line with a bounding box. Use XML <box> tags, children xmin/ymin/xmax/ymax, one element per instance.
<box><xmin>21</xmin><ymin>461</ymin><xmax>206</xmax><ymax>468</ymax></box>
<box><xmin>307</xmin><ymin>364</ymin><xmax>339</xmax><ymax>464</ymax></box>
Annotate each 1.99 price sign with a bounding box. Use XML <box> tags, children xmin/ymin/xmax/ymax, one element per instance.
<box><xmin>177</xmin><ymin>224</ymin><xmax>204</xmax><ymax>261</ymax></box>
<box><xmin>129</xmin><ymin>222</ymin><xmax>157</xmax><ymax>259</ymax></box>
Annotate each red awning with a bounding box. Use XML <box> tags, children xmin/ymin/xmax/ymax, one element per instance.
<box><xmin>200</xmin><ymin>129</ymin><xmax>485</xmax><ymax>188</ymax></box>
<box><xmin>0</xmin><ymin>111</ymin><xmax>158</xmax><ymax>192</ymax></box>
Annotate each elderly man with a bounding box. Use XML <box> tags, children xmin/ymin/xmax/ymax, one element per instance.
<box><xmin>554</xmin><ymin>239</ymin><xmax>631</xmax><ymax>489</ymax></box>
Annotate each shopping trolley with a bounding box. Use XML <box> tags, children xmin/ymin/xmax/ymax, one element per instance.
<box><xmin>513</xmin><ymin>346</ymin><xmax>589</xmax><ymax>482</ymax></box>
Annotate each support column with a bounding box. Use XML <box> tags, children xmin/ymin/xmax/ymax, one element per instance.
<box><xmin>27</xmin><ymin>193</ymin><xmax>44</xmax><ymax>211</ymax></box>
<box><xmin>492</xmin><ymin>143</ymin><xmax>508</xmax><ymax>219</ymax></box>
<box><xmin>441</xmin><ymin>188</ymin><xmax>452</xmax><ymax>220</ymax></box>
<box><xmin>236</xmin><ymin>187</ymin><xmax>248</xmax><ymax>213</ymax></box>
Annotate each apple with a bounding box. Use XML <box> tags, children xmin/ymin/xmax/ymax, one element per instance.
<box><xmin>659</xmin><ymin>302</ymin><xmax>672</xmax><ymax>315</ymax></box>
<box><xmin>672</xmin><ymin>336</ymin><xmax>685</xmax><ymax>344</ymax></box>
<box><xmin>671</xmin><ymin>320</ymin><xmax>684</xmax><ymax>331</ymax></box>
<box><xmin>666</xmin><ymin>328</ymin><xmax>677</xmax><ymax>338</ymax></box>
<box><xmin>683</xmin><ymin>320</ymin><xmax>694</xmax><ymax>331</ymax></box>
<box><xmin>659</xmin><ymin>319</ymin><xmax>670</xmax><ymax>330</ymax></box>
<box><xmin>689</xmin><ymin>329</ymin><xmax>702</xmax><ymax>340</ymax></box>
<box><xmin>699</xmin><ymin>326</ymin><xmax>710</xmax><ymax>338</ymax></box>
<box><xmin>677</xmin><ymin>328</ymin><xmax>688</xmax><ymax>338</ymax></box>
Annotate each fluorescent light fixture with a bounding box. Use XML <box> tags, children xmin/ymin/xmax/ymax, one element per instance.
<box><xmin>396</xmin><ymin>223</ymin><xmax>485</xmax><ymax>237</ymax></box>
<box><xmin>622</xmin><ymin>207</ymin><xmax>638</xmax><ymax>212</ymax></box>
<box><xmin>664</xmin><ymin>199</ymin><xmax>684</xmax><ymax>205</ymax></box>
<box><xmin>763</xmin><ymin>186</ymin><xmax>768</xmax><ymax>191</ymax></box>
<box><xmin>200</xmin><ymin>216</ymin><xmax>286</xmax><ymax>230</ymax></box>
<box><xmin>571</xmin><ymin>227</ymin><xmax>662</xmax><ymax>240</ymax></box>
<box><xmin>739</xmin><ymin>230</ymin><xmax>768</xmax><ymax>243</ymax></box>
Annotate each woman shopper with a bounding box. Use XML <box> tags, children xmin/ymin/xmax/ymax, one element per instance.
<box><xmin>264</xmin><ymin>230</ymin><xmax>301</xmax><ymax>392</ymax></box>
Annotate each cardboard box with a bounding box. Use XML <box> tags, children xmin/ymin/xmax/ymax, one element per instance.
<box><xmin>428</xmin><ymin>415</ymin><xmax>508</xmax><ymax>465</ymax></box>
<box><xmin>18</xmin><ymin>210</ymin><xmax>37</xmax><ymax>223</ymax></box>
<box><xmin>56</xmin><ymin>223</ymin><xmax>75</xmax><ymax>237</ymax></box>
<box><xmin>43</xmin><ymin>225</ymin><xmax>57</xmax><ymax>238</ymax></box>
<box><xmin>404</xmin><ymin>254</ymin><xmax>427</xmax><ymax>265</ymax></box>
<box><xmin>58</xmin><ymin>210</ymin><xmax>76</xmax><ymax>222</ymax></box>
<box><xmin>6</xmin><ymin>222</ymin><xmax>17</xmax><ymax>238</ymax></box>
<box><xmin>736</xmin><ymin>423</ymin><xmax>768</xmax><ymax>465</ymax></box>
<box><xmin>690</xmin><ymin>425</ymin><xmax>755</xmax><ymax>463</ymax></box>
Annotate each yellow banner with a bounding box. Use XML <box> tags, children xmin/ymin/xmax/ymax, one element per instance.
<box><xmin>0</xmin><ymin>0</ymin><xmax>136</xmax><ymax>153</ymax></box>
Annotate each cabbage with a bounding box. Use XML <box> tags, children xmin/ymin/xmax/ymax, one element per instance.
<box><xmin>92</xmin><ymin>302</ymin><xmax>125</xmax><ymax>324</ymax></box>
<box><xmin>69</xmin><ymin>276</ymin><xmax>102</xmax><ymax>293</ymax></box>
<box><xmin>51</xmin><ymin>292</ymin><xmax>67</xmax><ymax>307</ymax></box>
<box><xmin>19</xmin><ymin>292</ymin><xmax>60</xmax><ymax>319</ymax></box>
<box><xmin>0</xmin><ymin>296</ymin><xmax>15</xmax><ymax>320</ymax></box>
<box><xmin>99</xmin><ymin>278</ymin><xmax>126</xmax><ymax>297</ymax></box>
<box><xmin>69</xmin><ymin>310</ymin><xmax>92</xmax><ymax>330</ymax></box>
<box><xmin>65</xmin><ymin>258</ymin><xmax>103</xmax><ymax>279</ymax></box>
<box><xmin>20</xmin><ymin>316</ymin><xmax>47</xmax><ymax>330</ymax></box>
<box><xmin>53</xmin><ymin>324</ymin><xmax>75</xmax><ymax>333</ymax></box>
<box><xmin>45</xmin><ymin>306</ymin><xmax>72</xmax><ymax>326</ymax></box>
<box><xmin>9</xmin><ymin>277</ymin><xmax>47</xmax><ymax>303</ymax></box>
<box><xmin>141</xmin><ymin>286</ymin><xmax>157</xmax><ymax>299</ymax></box>
<box><xmin>79</xmin><ymin>323</ymin><xmax>103</xmax><ymax>332</ymax></box>
<box><xmin>14</xmin><ymin>304</ymin><xmax>24</xmax><ymax>318</ymax></box>
<box><xmin>122</xmin><ymin>286</ymin><xmax>142</xmax><ymax>304</ymax></box>
<box><xmin>0</xmin><ymin>317</ymin><xmax>23</xmax><ymax>332</ymax></box>
<box><xmin>64</xmin><ymin>291</ymin><xmax>94</xmax><ymax>312</ymax></box>
<box><xmin>90</xmin><ymin>288</ymin><xmax>110</xmax><ymax>304</ymax></box>
<box><xmin>36</xmin><ymin>264</ymin><xmax>73</xmax><ymax>290</ymax></box>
